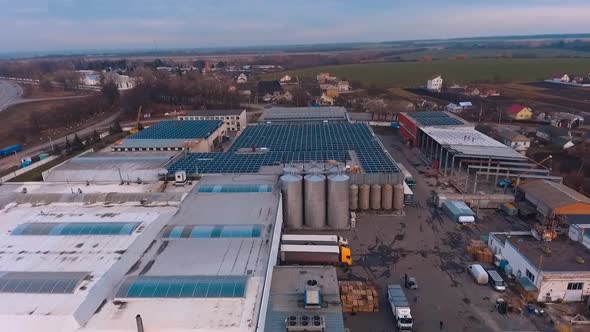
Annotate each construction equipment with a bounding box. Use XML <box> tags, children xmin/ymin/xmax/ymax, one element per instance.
<box><xmin>130</xmin><ymin>105</ymin><xmax>143</xmax><ymax>134</ymax></box>
<box><xmin>512</xmin><ymin>155</ymin><xmax>552</xmax><ymax>187</ymax></box>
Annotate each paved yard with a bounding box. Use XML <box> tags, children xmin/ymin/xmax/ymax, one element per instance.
<box><xmin>334</xmin><ymin>130</ymin><xmax>554</xmax><ymax>331</ymax></box>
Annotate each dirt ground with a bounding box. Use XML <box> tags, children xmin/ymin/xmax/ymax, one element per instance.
<box><xmin>332</xmin><ymin>130</ymin><xmax>556</xmax><ymax>332</ymax></box>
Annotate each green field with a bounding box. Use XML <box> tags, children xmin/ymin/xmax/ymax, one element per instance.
<box><xmin>270</xmin><ymin>58</ymin><xmax>590</xmax><ymax>88</ymax></box>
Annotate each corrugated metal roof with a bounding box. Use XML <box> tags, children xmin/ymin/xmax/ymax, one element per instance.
<box><xmin>519</xmin><ymin>180</ymin><xmax>590</xmax><ymax>211</ymax></box>
<box><xmin>449</xmin><ymin>145</ymin><xmax>527</xmax><ymax>160</ymax></box>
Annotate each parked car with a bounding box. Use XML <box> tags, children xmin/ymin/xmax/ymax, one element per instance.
<box><xmin>487</xmin><ymin>270</ymin><xmax>506</xmax><ymax>292</ymax></box>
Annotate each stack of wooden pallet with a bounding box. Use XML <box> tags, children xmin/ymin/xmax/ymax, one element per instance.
<box><xmin>339</xmin><ymin>281</ymin><xmax>379</xmax><ymax>313</ymax></box>
<box><xmin>466</xmin><ymin>239</ymin><xmax>493</xmax><ymax>264</ymax></box>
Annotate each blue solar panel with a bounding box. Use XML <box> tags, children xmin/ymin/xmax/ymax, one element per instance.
<box><xmin>12</xmin><ymin>222</ymin><xmax>140</xmax><ymax>236</ymax></box>
<box><xmin>162</xmin><ymin>225</ymin><xmax>262</xmax><ymax>238</ymax></box>
<box><xmin>167</xmin><ymin>123</ymin><xmax>398</xmax><ymax>174</ymax></box>
<box><xmin>116</xmin><ymin>276</ymin><xmax>247</xmax><ymax>298</ymax></box>
<box><xmin>0</xmin><ymin>272</ymin><xmax>87</xmax><ymax>294</ymax></box>
<box><xmin>406</xmin><ymin>111</ymin><xmax>464</xmax><ymax>126</ymax></box>
<box><xmin>127</xmin><ymin>120</ymin><xmax>222</xmax><ymax>139</ymax></box>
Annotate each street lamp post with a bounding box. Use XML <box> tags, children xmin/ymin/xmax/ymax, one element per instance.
<box><xmin>48</xmin><ymin>137</ymin><xmax>54</xmax><ymax>153</ymax></box>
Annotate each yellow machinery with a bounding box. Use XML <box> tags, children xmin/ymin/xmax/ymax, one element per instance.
<box><xmin>129</xmin><ymin>105</ymin><xmax>143</xmax><ymax>134</ymax></box>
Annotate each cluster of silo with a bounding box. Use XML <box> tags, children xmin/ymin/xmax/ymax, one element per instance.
<box><xmin>349</xmin><ymin>182</ymin><xmax>405</xmax><ymax>211</ymax></box>
<box><xmin>280</xmin><ymin>165</ymin><xmax>350</xmax><ymax>230</ymax></box>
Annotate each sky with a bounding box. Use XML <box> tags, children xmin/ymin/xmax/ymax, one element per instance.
<box><xmin>1</xmin><ymin>0</ymin><xmax>590</xmax><ymax>52</ymax></box>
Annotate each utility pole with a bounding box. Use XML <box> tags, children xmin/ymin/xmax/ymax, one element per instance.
<box><xmin>48</xmin><ymin>136</ymin><xmax>54</xmax><ymax>153</ymax></box>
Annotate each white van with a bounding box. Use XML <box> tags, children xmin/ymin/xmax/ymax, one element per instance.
<box><xmin>487</xmin><ymin>270</ymin><xmax>506</xmax><ymax>292</ymax></box>
<box><xmin>468</xmin><ymin>264</ymin><xmax>488</xmax><ymax>284</ymax></box>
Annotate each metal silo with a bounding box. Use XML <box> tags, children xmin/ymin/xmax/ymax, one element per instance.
<box><xmin>393</xmin><ymin>184</ymin><xmax>404</xmax><ymax>210</ymax></box>
<box><xmin>370</xmin><ymin>184</ymin><xmax>382</xmax><ymax>210</ymax></box>
<box><xmin>359</xmin><ymin>184</ymin><xmax>370</xmax><ymax>210</ymax></box>
<box><xmin>349</xmin><ymin>184</ymin><xmax>359</xmax><ymax>210</ymax></box>
<box><xmin>304</xmin><ymin>173</ymin><xmax>326</xmax><ymax>229</ymax></box>
<box><xmin>382</xmin><ymin>184</ymin><xmax>393</xmax><ymax>210</ymax></box>
<box><xmin>327</xmin><ymin>174</ymin><xmax>350</xmax><ymax>229</ymax></box>
<box><xmin>283</xmin><ymin>165</ymin><xmax>301</xmax><ymax>175</ymax></box>
<box><xmin>281</xmin><ymin>173</ymin><xmax>304</xmax><ymax>229</ymax></box>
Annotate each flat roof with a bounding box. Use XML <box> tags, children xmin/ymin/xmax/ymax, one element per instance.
<box><xmin>265</xmin><ymin>266</ymin><xmax>344</xmax><ymax>332</ymax></box>
<box><xmin>260</xmin><ymin>106</ymin><xmax>348</xmax><ymax>122</ymax></box>
<box><xmin>404</xmin><ymin>111</ymin><xmax>472</xmax><ymax>128</ymax></box>
<box><xmin>494</xmin><ymin>233</ymin><xmax>590</xmax><ymax>272</ymax></box>
<box><xmin>44</xmin><ymin>151</ymin><xmax>178</xmax><ymax>183</ymax></box>
<box><xmin>182</xmin><ymin>109</ymin><xmax>245</xmax><ymax>117</ymax></box>
<box><xmin>126</xmin><ymin>120</ymin><xmax>222</xmax><ymax>140</ymax></box>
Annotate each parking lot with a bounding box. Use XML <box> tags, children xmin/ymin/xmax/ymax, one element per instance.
<box><xmin>335</xmin><ymin>130</ymin><xmax>553</xmax><ymax>331</ymax></box>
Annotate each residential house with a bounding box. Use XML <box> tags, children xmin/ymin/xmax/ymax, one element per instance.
<box><xmin>319</xmin><ymin>93</ymin><xmax>334</xmax><ymax>106</ymax></box>
<box><xmin>488</xmin><ymin>232</ymin><xmax>590</xmax><ymax>303</ymax></box>
<box><xmin>536</xmin><ymin>125</ymin><xmax>574</xmax><ymax>149</ymax></box>
<box><xmin>445</xmin><ymin>103</ymin><xmax>463</xmax><ymax>113</ymax></box>
<box><xmin>572</xmin><ymin>76</ymin><xmax>585</xmax><ymax>84</ymax></box>
<box><xmin>506</xmin><ymin>104</ymin><xmax>533</xmax><ymax>120</ymax></box>
<box><xmin>551</xmin><ymin>112</ymin><xmax>584</xmax><ymax>129</ymax></box>
<box><xmin>320</xmin><ymin>84</ymin><xmax>340</xmax><ymax>98</ymax></box>
<box><xmin>463</xmin><ymin>86</ymin><xmax>480</xmax><ymax>96</ymax></box>
<box><xmin>279</xmin><ymin>75</ymin><xmax>294</xmax><ymax>84</ymax></box>
<box><xmin>103</xmin><ymin>72</ymin><xmax>135</xmax><ymax>90</ymax></box>
<box><xmin>481</xmin><ymin>89</ymin><xmax>500</xmax><ymax>97</ymax></box>
<box><xmin>338</xmin><ymin>81</ymin><xmax>350</xmax><ymax>92</ymax></box>
<box><xmin>551</xmin><ymin>72</ymin><xmax>570</xmax><ymax>83</ymax></box>
<box><xmin>257</xmin><ymin>80</ymin><xmax>283</xmax><ymax>102</ymax></box>
<box><xmin>281</xmin><ymin>91</ymin><xmax>294</xmax><ymax>103</ymax></box>
<box><xmin>495</xmin><ymin>127</ymin><xmax>530</xmax><ymax>154</ymax></box>
<box><xmin>427</xmin><ymin>75</ymin><xmax>443</xmax><ymax>92</ymax></box>
<box><xmin>317</xmin><ymin>72</ymin><xmax>331</xmax><ymax>84</ymax></box>
<box><xmin>236</xmin><ymin>73</ymin><xmax>248</xmax><ymax>84</ymax></box>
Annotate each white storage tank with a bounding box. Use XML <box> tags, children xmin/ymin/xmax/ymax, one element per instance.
<box><xmin>393</xmin><ymin>184</ymin><xmax>404</xmax><ymax>210</ymax></box>
<box><xmin>382</xmin><ymin>184</ymin><xmax>393</xmax><ymax>210</ymax></box>
<box><xmin>359</xmin><ymin>184</ymin><xmax>370</xmax><ymax>210</ymax></box>
<box><xmin>281</xmin><ymin>173</ymin><xmax>304</xmax><ymax>229</ymax></box>
<box><xmin>349</xmin><ymin>184</ymin><xmax>359</xmax><ymax>210</ymax></box>
<box><xmin>304</xmin><ymin>174</ymin><xmax>326</xmax><ymax>229</ymax></box>
<box><xmin>327</xmin><ymin>174</ymin><xmax>350</xmax><ymax>229</ymax></box>
<box><xmin>370</xmin><ymin>184</ymin><xmax>382</xmax><ymax>210</ymax></box>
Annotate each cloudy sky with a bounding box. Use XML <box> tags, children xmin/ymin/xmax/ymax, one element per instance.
<box><xmin>1</xmin><ymin>0</ymin><xmax>590</xmax><ymax>52</ymax></box>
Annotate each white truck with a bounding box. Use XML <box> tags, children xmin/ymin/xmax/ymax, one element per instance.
<box><xmin>281</xmin><ymin>234</ymin><xmax>349</xmax><ymax>247</ymax></box>
<box><xmin>387</xmin><ymin>284</ymin><xmax>414</xmax><ymax>330</ymax></box>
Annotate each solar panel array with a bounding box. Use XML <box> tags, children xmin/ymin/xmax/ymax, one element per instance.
<box><xmin>12</xmin><ymin>222</ymin><xmax>140</xmax><ymax>236</ymax></box>
<box><xmin>167</xmin><ymin>123</ymin><xmax>398</xmax><ymax>174</ymax></box>
<box><xmin>127</xmin><ymin>120</ymin><xmax>222</xmax><ymax>139</ymax></box>
<box><xmin>162</xmin><ymin>225</ymin><xmax>262</xmax><ymax>238</ymax></box>
<box><xmin>116</xmin><ymin>276</ymin><xmax>247</xmax><ymax>298</ymax></box>
<box><xmin>0</xmin><ymin>272</ymin><xmax>87</xmax><ymax>294</ymax></box>
<box><xmin>407</xmin><ymin>111</ymin><xmax>464</xmax><ymax>126</ymax></box>
<box><xmin>197</xmin><ymin>184</ymin><xmax>272</xmax><ymax>193</ymax></box>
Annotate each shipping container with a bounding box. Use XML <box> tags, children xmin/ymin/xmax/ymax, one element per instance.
<box><xmin>500</xmin><ymin>203</ymin><xmax>518</xmax><ymax>216</ymax></box>
<box><xmin>442</xmin><ymin>200</ymin><xmax>477</xmax><ymax>224</ymax></box>
<box><xmin>0</xmin><ymin>144</ymin><xmax>23</xmax><ymax>158</ymax></box>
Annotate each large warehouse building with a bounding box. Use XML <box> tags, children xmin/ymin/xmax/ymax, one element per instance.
<box><xmin>518</xmin><ymin>180</ymin><xmax>590</xmax><ymax>223</ymax></box>
<box><xmin>178</xmin><ymin>109</ymin><xmax>247</xmax><ymax>132</ymax></box>
<box><xmin>112</xmin><ymin>120</ymin><xmax>226</xmax><ymax>152</ymax></box>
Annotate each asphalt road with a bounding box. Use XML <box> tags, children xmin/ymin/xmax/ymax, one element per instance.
<box><xmin>0</xmin><ymin>80</ymin><xmax>23</xmax><ymax>112</ymax></box>
<box><xmin>0</xmin><ymin>112</ymin><xmax>121</xmax><ymax>170</ymax></box>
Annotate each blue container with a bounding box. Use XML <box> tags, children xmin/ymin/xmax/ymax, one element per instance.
<box><xmin>391</xmin><ymin>122</ymin><xmax>400</xmax><ymax>129</ymax></box>
<box><xmin>0</xmin><ymin>144</ymin><xmax>23</xmax><ymax>157</ymax></box>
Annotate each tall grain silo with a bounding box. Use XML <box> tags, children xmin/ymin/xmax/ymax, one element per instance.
<box><xmin>393</xmin><ymin>184</ymin><xmax>404</xmax><ymax>210</ymax></box>
<box><xmin>359</xmin><ymin>184</ymin><xmax>370</xmax><ymax>210</ymax></box>
<box><xmin>304</xmin><ymin>173</ymin><xmax>326</xmax><ymax>229</ymax></box>
<box><xmin>349</xmin><ymin>184</ymin><xmax>359</xmax><ymax>210</ymax></box>
<box><xmin>281</xmin><ymin>173</ymin><xmax>303</xmax><ymax>229</ymax></box>
<box><xmin>283</xmin><ymin>165</ymin><xmax>301</xmax><ymax>175</ymax></box>
<box><xmin>382</xmin><ymin>184</ymin><xmax>393</xmax><ymax>210</ymax></box>
<box><xmin>370</xmin><ymin>184</ymin><xmax>382</xmax><ymax>210</ymax></box>
<box><xmin>327</xmin><ymin>174</ymin><xmax>350</xmax><ymax>229</ymax></box>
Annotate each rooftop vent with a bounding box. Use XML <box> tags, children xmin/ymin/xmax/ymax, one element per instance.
<box><xmin>285</xmin><ymin>315</ymin><xmax>325</xmax><ymax>331</ymax></box>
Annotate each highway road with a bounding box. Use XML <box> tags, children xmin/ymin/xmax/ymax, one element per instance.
<box><xmin>0</xmin><ymin>80</ymin><xmax>23</xmax><ymax>112</ymax></box>
<box><xmin>0</xmin><ymin>112</ymin><xmax>121</xmax><ymax>171</ymax></box>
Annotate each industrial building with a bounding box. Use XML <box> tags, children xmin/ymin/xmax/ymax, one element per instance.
<box><xmin>489</xmin><ymin>232</ymin><xmax>590</xmax><ymax>303</ymax></box>
<box><xmin>517</xmin><ymin>180</ymin><xmax>590</xmax><ymax>223</ymax></box>
<box><xmin>399</xmin><ymin>111</ymin><xmax>560</xmax><ymax>194</ymax></box>
<box><xmin>259</xmin><ymin>106</ymin><xmax>349</xmax><ymax>123</ymax></box>
<box><xmin>112</xmin><ymin>120</ymin><xmax>226</xmax><ymax>152</ymax></box>
<box><xmin>178</xmin><ymin>109</ymin><xmax>247</xmax><ymax>131</ymax></box>
<box><xmin>42</xmin><ymin>151</ymin><xmax>178</xmax><ymax>183</ymax></box>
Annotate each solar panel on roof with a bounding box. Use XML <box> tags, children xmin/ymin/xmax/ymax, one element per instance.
<box><xmin>11</xmin><ymin>222</ymin><xmax>140</xmax><ymax>236</ymax></box>
<box><xmin>0</xmin><ymin>272</ymin><xmax>88</xmax><ymax>294</ymax></box>
<box><xmin>126</xmin><ymin>120</ymin><xmax>222</xmax><ymax>140</ymax></box>
<box><xmin>116</xmin><ymin>276</ymin><xmax>247</xmax><ymax>298</ymax></box>
<box><xmin>166</xmin><ymin>123</ymin><xmax>399</xmax><ymax>174</ymax></box>
<box><xmin>197</xmin><ymin>184</ymin><xmax>272</xmax><ymax>193</ymax></box>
